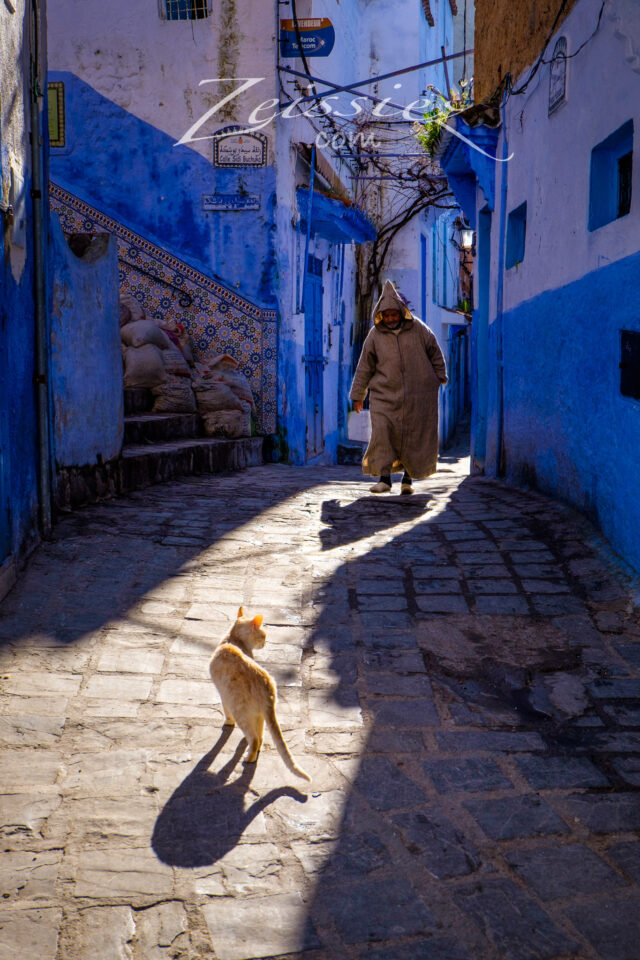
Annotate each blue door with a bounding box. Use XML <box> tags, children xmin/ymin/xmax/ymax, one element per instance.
<box><xmin>472</xmin><ymin>207</ymin><xmax>491</xmax><ymax>469</ymax></box>
<box><xmin>303</xmin><ymin>255</ymin><xmax>325</xmax><ymax>459</ymax></box>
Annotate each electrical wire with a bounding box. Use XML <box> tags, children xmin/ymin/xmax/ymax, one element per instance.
<box><xmin>286</xmin><ymin>0</ymin><xmax>362</xmax><ymax>167</ymax></box>
<box><xmin>507</xmin><ymin>0</ymin><xmax>605</xmax><ymax>98</ymax></box>
<box><xmin>463</xmin><ymin>0</ymin><xmax>468</xmax><ymax>82</ymax></box>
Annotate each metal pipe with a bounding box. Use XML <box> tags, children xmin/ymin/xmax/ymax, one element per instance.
<box><xmin>299</xmin><ymin>144</ymin><xmax>315</xmax><ymax>314</ymax></box>
<box><xmin>281</xmin><ymin>49</ymin><xmax>474</xmax><ymax>105</ymax></box>
<box><xmin>337</xmin><ymin>153</ymin><xmax>441</xmax><ymax>159</ymax></box>
<box><xmin>494</xmin><ymin>89</ymin><xmax>510</xmax><ymax>477</ymax></box>
<box><xmin>441</xmin><ymin>46</ymin><xmax>451</xmax><ymax>94</ymax></box>
<box><xmin>30</xmin><ymin>0</ymin><xmax>52</xmax><ymax>537</ymax></box>
<box><xmin>278</xmin><ymin>72</ymin><xmax>437</xmax><ymax>124</ymax></box>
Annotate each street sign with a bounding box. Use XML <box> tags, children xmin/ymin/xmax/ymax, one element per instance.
<box><xmin>279</xmin><ymin>18</ymin><xmax>335</xmax><ymax>58</ymax></box>
<box><xmin>202</xmin><ymin>194</ymin><xmax>261</xmax><ymax>211</ymax></box>
<box><xmin>213</xmin><ymin>126</ymin><xmax>267</xmax><ymax>167</ymax></box>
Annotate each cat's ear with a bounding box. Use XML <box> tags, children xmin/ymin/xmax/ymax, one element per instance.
<box><xmin>237</xmin><ymin>606</ymin><xmax>244</xmax><ymax>619</ymax></box>
<box><xmin>252</xmin><ymin>614</ymin><xmax>263</xmax><ymax>628</ymax></box>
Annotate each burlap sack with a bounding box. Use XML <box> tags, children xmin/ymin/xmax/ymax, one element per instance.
<box><xmin>163</xmin><ymin>343</ymin><xmax>192</xmax><ymax>377</ymax></box>
<box><xmin>217</xmin><ymin>368</ymin><xmax>254</xmax><ymax>409</ymax></box>
<box><xmin>123</xmin><ymin>344</ymin><xmax>167</xmax><ymax>388</ymax></box>
<box><xmin>177</xmin><ymin>331</ymin><xmax>195</xmax><ymax>367</ymax></box>
<box><xmin>193</xmin><ymin>379</ymin><xmax>247</xmax><ymax>414</ymax></box>
<box><xmin>120</xmin><ymin>294</ymin><xmax>145</xmax><ymax>322</ymax></box>
<box><xmin>152</xmin><ymin>375</ymin><xmax>197</xmax><ymax>413</ymax></box>
<box><xmin>202</xmin><ymin>409</ymin><xmax>251</xmax><ymax>439</ymax></box>
<box><xmin>121</xmin><ymin>320</ymin><xmax>172</xmax><ymax>350</ymax></box>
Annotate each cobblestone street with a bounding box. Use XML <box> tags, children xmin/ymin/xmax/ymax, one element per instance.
<box><xmin>1</xmin><ymin>455</ymin><xmax>640</xmax><ymax>960</ymax></box>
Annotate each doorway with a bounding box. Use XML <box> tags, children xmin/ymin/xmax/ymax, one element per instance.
<box><xmin>303</xmin><ymin>254</ymin><xmax>325</xmax><ymax>459</ymax></box>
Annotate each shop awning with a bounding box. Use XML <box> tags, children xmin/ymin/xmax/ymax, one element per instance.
<box><xmin>297</xmin><ymin>187</ymin><xmax>376</xmax><ymax>244</ymax></box>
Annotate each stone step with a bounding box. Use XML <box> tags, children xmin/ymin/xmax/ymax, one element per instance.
<box><xmin>120</xmin><ymin>437</ymin><xmax>264</xmax><ymax>483</ymax></box>
<box><xmin>124</xmin><ymin>388</ymin><xmax>153</xmax><ymax>415</ymax></box>
<box><xmin>55</xmin><ymin>436</ymin><xmax>267</xmax><ymax>511</ymax></box>
<box><xmin>124</xmin><ymin>413</ymin><xmax>202</xmax><ymax>445</ymax></box>
<box><xmin>338</xmin><ymin>440</ymin><xmax>366</xmax><ymax>465</ymax></box>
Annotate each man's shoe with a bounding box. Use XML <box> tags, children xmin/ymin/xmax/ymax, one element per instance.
<box><xmin>400</xmin><ymin>482</ymin><xmax>413</xmax><ymax>495</ymax></box>
<box><xmin>370</xmin><ymin>481</ymin><xmax>392</xmax><ymax>493</ymax></box>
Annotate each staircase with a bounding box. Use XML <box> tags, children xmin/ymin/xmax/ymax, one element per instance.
<box><xmin>54</xmin><ymin>390</ymin><xmax>265</xmax><ymax>512</ymax></box>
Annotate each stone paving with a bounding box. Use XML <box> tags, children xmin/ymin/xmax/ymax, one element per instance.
<box><xmin>1</xmin><ymin>453</ymin><xmax>639</xmax><ymax>960</ymax></box>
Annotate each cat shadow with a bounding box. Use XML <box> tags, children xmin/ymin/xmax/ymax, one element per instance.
<box><xmin>319</xmin><ymin>495</ymin><xmax>434</xmax><ymax>550</ymax></box>
<box><xmin>151</xmin><ymin>727</ymin><xmax>307</xmax><ymax>868</ymax></box>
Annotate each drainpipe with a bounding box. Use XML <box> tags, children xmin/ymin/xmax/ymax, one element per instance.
<box><xmin>30</xmin><ymin>0</ymin><xmax>52</xmax><ymax>537</ymax></box>
<box><xmin>299</xmin><ymin>144</ymin><xmax>315</xmax><ymax>313</ymax></box>
<box><xmin>494</xmin><ymin>88</ymin><xmax>509</xmax><ymax>477</ymax></box>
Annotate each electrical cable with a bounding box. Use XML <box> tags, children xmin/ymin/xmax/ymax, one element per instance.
<box><xmin>507</xmin><ymin>0</ymin><xmax>605</xmax><ymax>98</ymax></box>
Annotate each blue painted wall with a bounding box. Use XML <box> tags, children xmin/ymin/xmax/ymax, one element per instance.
<box><xmin>49</xmin><ymin>217</ymin><xmax>123</xmax><ymax>468</ymax></box>
<box><xmin>275</xmin><ymin>312</ymin><xmax>307</xmax><ymax>464</ymax></box>
<box><xmin>48</xmin><ymin>72</ymin><xmax>278</xmax><ymax>307</ymax></box>
<box><xmin>497</xmin><ymin>250</ymin><xmax>640</xmax><ymax>571</ymax></box>
<box><xmin>0</xmin><ymin>191</ymin><xmax>40</xmax><ymax>567</ymax></box>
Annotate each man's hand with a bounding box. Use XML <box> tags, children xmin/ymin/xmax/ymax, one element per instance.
<box><xmin>353</xmin><ymin>401</ymin><xmax>363</xmax><ymax>413</ymax></box>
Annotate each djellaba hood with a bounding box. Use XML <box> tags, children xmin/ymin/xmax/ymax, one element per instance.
<box><xmin>372</xmin><ymin>279</ymin><xmax>414</xmax><ymax>326</ymax></box>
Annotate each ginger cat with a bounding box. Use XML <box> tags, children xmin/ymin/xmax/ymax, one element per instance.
<box><xmin>209</xmin><ymin>607</ymin><xmax>311</xmax><ymax>781</ymax></box>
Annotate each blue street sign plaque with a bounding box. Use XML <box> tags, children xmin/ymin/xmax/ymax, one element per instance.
<box><xmin>280</xmin><ymin>18</ymin><xmax>335</xmax><ymax>58</ymax></box>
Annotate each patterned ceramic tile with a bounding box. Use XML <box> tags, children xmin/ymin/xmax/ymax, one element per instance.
<box><xmin>50</xmin><ymin>183</ymin><xmax>277</xmax><ymax>433</ymax></box>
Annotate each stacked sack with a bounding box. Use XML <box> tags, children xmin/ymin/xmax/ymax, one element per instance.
<box><xmin>150</xmin><ymin>320</ymin><xmax>197</xmax><ymax>414</ymax></box>
<box><xmin>193</xmin><ymin>354</ymin><xmax>254</xmax><ymax>439</ymax></box>
<box><xmin>119</xmin><ymin>296</ymin><xmax>196</xmax><ymax>412</ymax></box>
<box><xmin>119</xmin><ymin>295</ymin><xmax>255</xmax><ymax>437</ymax></box>
<box><xmin>121</xmin><ymin>301</ymin><xmax>171</xmax><ymax>390</ymax></box>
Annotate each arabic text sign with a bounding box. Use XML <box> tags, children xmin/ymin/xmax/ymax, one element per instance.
<box><xmin>213</xmin><ymin>126</ymin><xmax>267</xmax><ymax>167</ymax></box>
<box><xmin>202</xmin><ymin>194</ymin><xmax>261</xmax><ymax>212</ymax></box>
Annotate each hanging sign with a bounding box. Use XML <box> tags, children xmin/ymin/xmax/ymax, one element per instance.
<box><xmin>279</xmin><ymin>18</ymin><xmax>335</xmax><ymax>58</ymax></box>
<box><xmin>213</xmin><ymin>126</ymin><xmax>267</xmax><ymax>167</ymax></box>
<box><xmin>202</xmin><ymin>194</ymin><xmax>261</xmax><ymax>211</ymax></box>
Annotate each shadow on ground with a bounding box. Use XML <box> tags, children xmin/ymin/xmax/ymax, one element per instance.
<box><xmin>152</xmin><ymin>727</ymin><xmax>307</xmax><ymax>868</ymax></box>
<box><xmin>296</xmin><ymin>474</ymin><xmax>640</xmax><ymax>957</ymax></box>
<box><xmin>0</xmin><ymin>471</ymin><xmax>324</xmax><ymax>650</ymax></box>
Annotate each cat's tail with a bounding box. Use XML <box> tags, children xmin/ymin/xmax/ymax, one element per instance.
<box><xmin>265</xmin><ymin>702</ymin><xmax>311</xmax><ymax>781</ymax></box>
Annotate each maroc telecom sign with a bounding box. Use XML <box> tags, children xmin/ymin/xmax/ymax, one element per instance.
<box><xmin>279</xmin><ymin>18</ymin><xmax>335</xmax><ymax>58</ymax></box>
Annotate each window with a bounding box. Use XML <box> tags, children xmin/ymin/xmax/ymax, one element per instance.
<box><xmin>548</xmin><ymin>37</ymin><xmax>567</xmax><ymax>115</ymax></box>
<box><xmin>618</xmin><ymin>151</ymin><xmax>633</xmax><ymax>218</ymax></box>
<box><xmin>163</xmin><ymin>0</ymin><xmax>208</xmax><ymax>20</ymax></box>
<box><xmin>589</xmin><ymin>120</ymin><xmax>633</xmax><ymax>231</ymax></box>
<box><xmin>432</xmin><ymin>212</ymin><xmax>460</xmax><ymax>308</ymax></box>
<box><xmin>620</xmin><ymin>330</ymin><xmax>640</xmax><ymax>400</ymax></box>
<box><xmin>505</xmin><ymin>201</ymin><xmax>526</xmax><ymax>269</ymax></box>
<box><xmin>420</xmin><ymin>233</ymin><xmax>427</xmax><ymax>322</ymax></box>
<box><xmin>47</xmin><ymin>82</ymin><xmax>65</xmax><ymax>148</ymax></box>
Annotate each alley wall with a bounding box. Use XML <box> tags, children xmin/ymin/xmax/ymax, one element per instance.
<box><xmin>474</xmin><ymin>0</ymin><xmax>580</xmax><ymax>101</ymax></box>
<box><xmin>480</xmin><ymin>0</ymin><xmax>640</xmax><ymax>570</ymax></box>
<box><xmin>0</xmin><ymin>1</ymin><xmax>43</xmax><ymax>590</ymax></box>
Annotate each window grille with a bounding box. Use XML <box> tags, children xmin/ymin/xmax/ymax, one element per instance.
<box><xmin>163</xmin><ymin>0</ymin><xmax>208</xmax><ymax>20</ymax></box>
<box><xmin>505</xmin><ymin>202</ymin><xmax>527</xmax><ymax>269</ymax></box>
<box><xmin>618</xmin><ymin>152</ymin><xmax>633</xmax><ymax>218</ymax></box>
<box><xmin>548</xmin><ymin>37</ymin><xmax>567</xmax><ymax>115</ymax></box>
<box><xmin>589</xmin><ymin>120</ymin><xmax>634</xmax><ymax>231</ymax></box>
<box><xmin>620</xmin><ymin>330</ymin><xmax>640</xmax><ymax>400</ymax></box>
<box><xmin>421</xmin><ymin>0</ymin><xmax>435</xmax><ymax>27</ymax></box>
